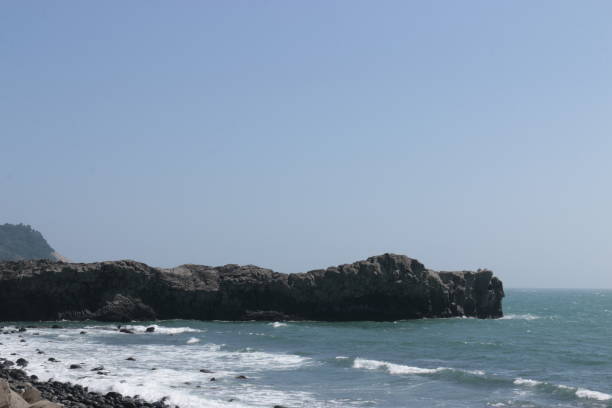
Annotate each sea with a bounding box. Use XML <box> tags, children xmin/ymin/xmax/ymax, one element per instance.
<box><xmin>1</xmin><ymin>289</ymin><xmax>612</xmax><ymax>408</ymax></box>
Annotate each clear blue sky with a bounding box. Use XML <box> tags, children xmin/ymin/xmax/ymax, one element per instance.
<box><xmin>2</xmin><ymin>1</ymin><xmax>611</xmax><ymax>288</ymax></box>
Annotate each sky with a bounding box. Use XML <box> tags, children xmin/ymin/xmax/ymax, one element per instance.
<box><xmin>1</xmin><ymin>1</ymin><xmax>611</xmax><ymax>288</ymax></box>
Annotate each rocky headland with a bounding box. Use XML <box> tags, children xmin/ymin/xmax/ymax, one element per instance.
<box><xmin>0</xmin><ymin>224</ymin><xmax>68</xmax><ymax>263</ymax></box>
<box><xmin>0</xmin><ymin>253</ymin><xmax>503</xmax><ymax>322</ymax></box>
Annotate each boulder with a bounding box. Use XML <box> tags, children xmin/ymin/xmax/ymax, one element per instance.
<box><xmin>15</xmin><ymin>359</ymin><xmax>27</xmax><ymax>368</ymax></box>
<box><xmin>21</xmin><ymin>385</ymin><xmax>42</xmax><ymax>404</ymax></box>
<box><xmin>0</xmin><ymin>379</ymin><xmax>29</xmax><ymax>408</ymax></box>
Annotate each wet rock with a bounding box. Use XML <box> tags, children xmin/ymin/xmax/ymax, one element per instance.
<box><xmin>69</xmin><ymin>364</ymin><xmax>82</xmax><ymax>369</ymax></box>
<box><xmin>235</xmin><ymin>375</ymin><xmax>247</xmax><ymax>380</ymax></box>
<box><xmin>15</xmin><ymin>358</ymin><xmax>28</xmax><ymax>367</ymax></box>
<box><xmin>119</xmin><ymin>328</ymin><xmax>134</xmax><ymax>334</ymax></box>
<box><xmin>199</xmin><ymin>369</ymin><xmax>214</xmax><ymax>373</ymax></box>
<box><xmin>145</xmin><ymin>326</ymin><xmax>155</xmax><ymax>333</ymax></box>
<box><xmin>47</xmin><ymin>358</ymin><xmax>58</xmax><ymax>363</ymax></box>
<box><xmin>126</xmin><ymin>357</ymin><xmax>136</xmax><ymax>361</ymax></box>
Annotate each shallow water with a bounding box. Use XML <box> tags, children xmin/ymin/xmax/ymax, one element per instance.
<box><xmin>2</xmin><ymin>289</ymin><xmax>612</xmax><ymax>407</ymax></box>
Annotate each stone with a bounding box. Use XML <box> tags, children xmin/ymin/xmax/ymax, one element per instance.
<box><xmin>15</xmin><ymin>359</ymin><xmax>27</xmax><ymax>368</ymax></box>
<box><xmin>22</xmin><ymin>385</ymin><xmax>42</xmax><ymax>403</ymax></box>
<box><xmin>0</xmin><ymin>379</ymin><xmax>29</xmax><ymax>408</ymax></box>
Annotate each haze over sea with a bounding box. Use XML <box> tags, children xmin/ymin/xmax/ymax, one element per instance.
<box><xmin>3</xmin><ymin>289</ymin><xmax>611</xmax><ymax>408</ymax></box>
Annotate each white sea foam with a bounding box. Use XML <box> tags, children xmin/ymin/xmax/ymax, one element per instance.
<box><xmin>575</xmin><ymin>388</ymin><xmax>612</xmax><ymax>401</ymax></box>
<box><xmin>513</xmin><ymin>377</ymin><xmax>542</xmax><ymax>386</ymax></box>
<box><xmin>353</xmin><ymin>358</ymin><xmax>443</xmax><ymax>375</ymax></box>
<box><xmin>513</xmin><ymin>377</ymin><xmax>612</xmax><ymax>402</ymax></box>
<box><xmin>335</xmin><ymin>356</ymin><xmax>349</xmax><ymax>360</ymax></box>
<box><xmin>270</xmin><ymin>322</ymin><xmax>287</xmax><ymax>328</ymax></box>
<box><xmin>123</xmin><ymin>324</ymin><xmax>204</xmax><ymax>334</ymax></box>
<box><xmin>353</xmin><ymin>358</ymin><xmax>488</xmax><ymax>379</ymax></box>
<box><xmin>500</xmin><ymin>314</ymin><xmax>540</xmax><ymax>321</ymax></box>
<box><xmin>1</xmin><ymin>325</ymin><xmax>317</xmax><ymax>408</ymax></box>
<box><xmin>186</xmin><ymin>337</ymin><xmax>200</xmax><ymax>344</ymax></box>
<box><xmin>80</xmin><ymin>324</ymin><xmax>203</xmax><ymax>335</ymax></box>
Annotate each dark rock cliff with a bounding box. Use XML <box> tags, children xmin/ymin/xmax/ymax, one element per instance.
<box><xmin>0</xmin><ymin>254</ymin><xmax>504</xmax><ymax>322</ymax></box>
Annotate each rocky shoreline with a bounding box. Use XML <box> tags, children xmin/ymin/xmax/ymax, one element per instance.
<box><xmin>0</xmin><ymin>325</ymin><xmax>174</xmax><ymax>408</ymax></box>
<box><xmin>1</xmin><ymin>326</ymin><xmax>294</xmax><ymax>408</ymax></box>
<box><xmin>1</xmin><ymin>359</ymin><xmax>173</xmax><ymax>408</ymax></box>
<box><xmin>0</xmin><ymin>253</ymin><xmax>504</xmax><ymax>322</ymax></box>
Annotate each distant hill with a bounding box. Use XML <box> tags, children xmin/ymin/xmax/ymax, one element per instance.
<box><xmin>0</xmin><ymin>223</ymin><xmax>68</xmax><ymax>262</ymax></box>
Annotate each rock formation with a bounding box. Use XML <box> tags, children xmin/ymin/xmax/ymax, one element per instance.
<box><xmin>0</xmin><ymin>253</ymin><xmax>503</xmax><ymax>321</ymax></box>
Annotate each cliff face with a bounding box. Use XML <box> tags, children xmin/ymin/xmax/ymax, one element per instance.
<box><xmin>0</xmin><ymin>254</ymin><xmax>504</xmax><ymax>322</ymax></box>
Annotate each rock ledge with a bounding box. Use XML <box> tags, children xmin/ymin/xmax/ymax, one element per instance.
<box><xmin>0</xmin><ymin>254</ymin><xmax>504</xmax><ymax>321</ymax></box>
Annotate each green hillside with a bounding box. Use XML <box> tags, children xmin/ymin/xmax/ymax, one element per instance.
<box><xmin>0</xmin><ymin>223</ymin><xmax>61</xmax><ymax>261</ymax></box>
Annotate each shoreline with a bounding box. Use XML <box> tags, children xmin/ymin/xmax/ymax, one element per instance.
<box><xmin>1</xmin><ymin>324</ymin><xmax>292</xmax><ymax>408</ymax></box>
<box><xmin>0</xmin><ymin>325</ymin><xmax>176</xmax><ymax>408</ymax></box>
<box><xmin>0</xmin><ymin>358</ymin><xmax>173</xmax><ymax>408</ymax></box>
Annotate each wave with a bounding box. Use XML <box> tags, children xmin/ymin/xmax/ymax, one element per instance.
<box><xmin>84</xmin><ymin>324</ymin><xmax>203</xmax><ymax>334</ymax></box>
<box><xmin>513</xmin><ymin>377</ymin><xmax>542</xmax><ymax>386</ymax></box>
<box><xmin>354</xmin><ymin>358</ymin><xmax>443</xmax><ymax>374</ymax></box>
<box><xmin>1</xmin><ymin>326</ymin><xmax>316</xmax><ymax>408</ymax></box>
<box><xmin>186</xmin><ymin>337</ymin><xmax>200</xmax><ymax>344</ymax></box>
<box><xmin>269</xmin><ymin>322</ymin><xmax>288</xmax><ymax>328</ymax></box>
<box><xmin>514</xmin><ymin>377</ymin><xmax>612</xmax><ymax>402</ymax></box>
<box><xmin>354</xmin><ymin>359</ymin><xmax>612</xmax><ymax>403</ymax></box>
<box><xmin>575</xmin><ymin>388</ymin><xmax>612</xmax><ymax>401</ymax></box>
<box><xmin>499</xmin><ymin>314</ymin><xmax>540</xmax><ymax>320</ymax></box>
<box><xmin>353</xmin><ymin>358</ymin><xmax>484</xmax><ymax>377</ymax></box>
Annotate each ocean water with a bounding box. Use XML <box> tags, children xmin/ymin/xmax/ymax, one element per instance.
<box><xmin>2</xmin><ymin>289</ymin><xmax>612</xmax><ymax>408</ymax></box>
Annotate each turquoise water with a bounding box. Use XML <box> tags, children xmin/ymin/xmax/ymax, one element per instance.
<box><xmin>2</xmin><ymin>289</ymin><xmax>612</xmax><ymax>407</ymax></box>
